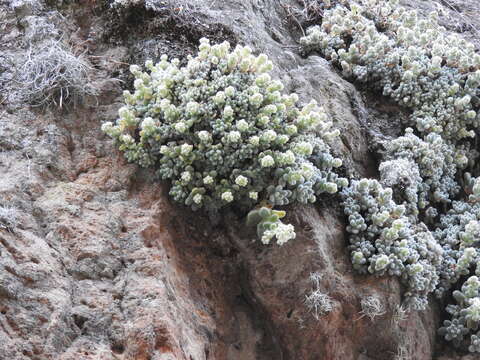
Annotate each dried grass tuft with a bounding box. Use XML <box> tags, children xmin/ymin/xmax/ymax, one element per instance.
<box><xmin>0</xmin><ymin>205</ymin><xmax>20</xmax><ymax>232</ymax></box>
<box><xmin>15</xmin><ymin>40</ymin><xmax>98</xmax><ymax>108</ymax></box>
<box><xmin>304</xmin><ymin>272</ymin><xmax>334</xmax><ymax>320</ymax></box>
<box><xmin>359</xmin><ymin>295</ymin><xmax>386</xmax><ymax>321</ymax></box>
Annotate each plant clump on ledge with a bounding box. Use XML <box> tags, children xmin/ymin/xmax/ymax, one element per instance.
<box><xmin>103</xmin><ymin>38</ymin><xmax>347</xmax><ymax>245</ymax></box>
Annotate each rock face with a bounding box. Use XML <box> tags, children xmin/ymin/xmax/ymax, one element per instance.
<box><xmin>0</xmin><ymin>0</ymin><xmax>478</xmax><ymax>359</ymax></box>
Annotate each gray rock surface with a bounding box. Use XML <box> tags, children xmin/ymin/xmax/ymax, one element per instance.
<box><xmin>0</xmin><ymin>0</ymin><xmax>478</xmax><ymax>359</ymax></box>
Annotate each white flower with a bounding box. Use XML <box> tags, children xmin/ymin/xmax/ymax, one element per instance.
<box><xmin>285</xmin><ymin>124</ymin><xmax>297</xmax><ymax>135</ymax></box>
<box><xmin>261</xmin><ymin>155</ymin><xmax>275</xmax><ymax>167</ymax></box>
<box><xmin>256</xmin><ymin>53</ymin><xmax>268</xmax><ymax>66</ymax></box>
<box><xmin>133</xmin><ymin>78</ymin><xmax>144</xmax><ymax>89</ymax></box>
<box><xmin>199</xmin><ymin>38</ymin><xmax>211</xmax><ymax>52</ymax></box>
<box><xmin>221</xmin><ymin>191</ymin><xmax>234</xmax><ymax>202</ymax></box>
<box><xmin>300</xmin><ymin>163</ymin><xmax>315</xmax><ymax>180</ymax></box>
<box><xmin>193</xmin><ymin>194</ymin><xmax>203</xmax><ymax>204</ymax></box>
<box><xmin>261</xmin><ymin>130</ymin><xmax>277</xmax><ymax>142</ymax></box>
<box><xmin>186</xmin><ymin>101</ymin><xmax>200</xmax><ymax>114</ymax></box>
<box><xmin>249</xmin><ymin>191</ymin><xmax>258</xmax><ymax>200</ymax></box>
<box><xmin>267</xmin><ymin>80</ymin><xmax>284</xmax><ymax>92</ymax></box>
<box><xmin>227</xmin><ymin>131</ymin><xmax>241</xmax><ymax>143</ymax></box>
<box><xmin>224</xmin><ymin>105</ymin><xmax>234</xmax><ymax>117</ymax></box>
<box><xmin>203</xmin><ymin>176</ymin><xmax>214</xmax><ymax>185</ymax></box>
<box><xmin>275</xmin><ymin>223</ymin><xmax>296</xmax><ymax>245</ymax></box>
<box><xmin>227</xmin><ymin>53</ymin><xmax>239</xmax><ymax>68</ymax></box>
<box><xmin>258</xmin><ymin>115</ymin><xmax>269</xmax><ymax>126</ymax></box>
<box><xmin>120</xmin><ymin>134</ymin><xmax>134</xmax><ymax>144</ymax></box>
<box><xmin>175</xmin><ymin>122</ymin><xmax>187</xmax><ymax>133</ymax></box>
<box><xmin>294</xmin><ymin>141</ymin><xmax>313</xmax><ymax>156</ymax></box>
<box><xmin>409</xmin><ymin>263</ymin><xmax>424</xmax><ymax>274</ymax></box>
<box><xmin>181</xmin><ymin>172</ymin><xmax>191</xmax><ymax>182</ymax></box>
<box><xmin>261</xmin><ymin>223</ymin><xmax>295</xmax><ymax>245</ymax></box>
<box><xmin>325</xmin><ymin>183</ymin><xmax>338</xmax><ymax>194</ymax></box>
<box><xmin>240</xmin><ymin>58</ymin><xmax>251</xmax><ymax>72</ymax></box>
<box><xmin>464</xmin><ymin>247</ymin><xmax>477</xmax><ymax>259</ymax></box>
<box><xmin>241</xmin><ymin>45</ymin><xmax>252</xmax><ymax>57</ymax></box>
<box><xmin>261</xmin><ymin>229</ymin><xmax>275</xmax><ymax>244</ymax></box>
<box><xmin>249</xmin><ymin>136</ymin><xmax>260</xmax><ymax>146</ymax></box>
<box><xmin>263</xmin><ymin>104</ymin><xmax>277</xmax><ymax>114</ymax></box>
<box><xmin>256</xmin><ymin>73</ymin><xmax>271</xmax><ymax>87</ymax></box>
<box><xmin>180</xmin><ymin>143</ymin><xmax>193</xmax><ymax>155</ymax></box>
<box><xmin>225</xmin><ymin>86</ymin><xmax>235</xmax><ymax>97</ymax></box>
<box><xmin>466</xmin><ymin>298</ymin><xmax>480</xmax><ymax>322</ymax></box>
<box><xmin>129</xmin><ymin>64</ymin><xmax>140</xmax><ymax>73</ymax></box>
<box><xmin>467</xmin><ymin>110</ymin><xmax>477</xmax><ymax>119</ymax></box>
<box><xmin>235</xmin><ymin>175</ymin><xmax>249</xmax><ymax>187</ymax></box>
<box><xmin>141</xmin><ymin>117</ymin><xmax>156</xmax><ymax>129</ymax></box>
<box><xmin>259</xmin><ymin>61</ymin><xmax>273</xmax><ymax>73</ymax></box>
<box><xmin>249</xmin><ymin>93</ymin><xmax>263</xmax><ymax>106</ymax></box>
<box><xmin>101</xmin><ymin>122</ymin><xmax>113</xmax><ymax>132</ymax></box>
<box><xmin>283</xmin><ymin>150</ymin><xmax>295</xmax><ymax>165</ymax></box>
<box><xmin>197</xmin><ymin>131</ymin><xmax>211</xmax><ymax>142</ymax></box>
<box><xmin>374</xmin><ymin>255</ymin><xmax>390</xmax><ymax>271</ymax></box>
<box><xmin>276</xmin><ymin>103</ymin><xmax>286</xmax><ymax>113</ymax></box>
<box><xmin>214</xmin><ymin>91</ymin><xmax>226</xmax><ymax>104</ymax></box>
<box><xmin>332</xmin><ymin>158</ymin><xmax>342</xmax><ymax>168</ymax></box>
<box><xmin>236</xmin><ymin>119</ymin><xmax>249</xmax><ymax>132</ymax></box>
<box><xmin>118</xmin><ymin>106</ymin><xmax>131</xmax><ymax>118</ymax></box>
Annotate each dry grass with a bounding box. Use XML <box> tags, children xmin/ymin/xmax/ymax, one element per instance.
<box><xmin>438</xmin><ymin>0</ymin><xmax>480</xmax><ymax>38</ymax></box>
<box><xmin>304</xmin><ymin>272</ymin><xmax>334</xmax><ymax>320</ymax></box>
<box><xmin>391</xmin><ymin>303</ymin><xmax>409</xmax><ymax>327</ymax></box>
<box><xmin>393</xmin><ymin>344</ymin><xmax>410</xmax><ymax>360</ymax></box>
<box><xmin>0</xmin><ymin>205</ymin><xmax>20</xmax><ymax>232</ymax></box>
<box><xmin>358</xmin><ymin>295</ymin><xmax>386</xmax><ymax>321</ymax></box>
<box><xmin>282</xmin><ymin>0</ymin><xmax>330</xmax><ymax>36</ymax></box>
<box><xmin>15</xmin><ymin>40</ymin><xmax>98</xmax><ymax>108</ymax></box>
<box><xmin>112</xmin><ymin>0</ymin><xmax>200</xmax><ymax>18</ymax></box>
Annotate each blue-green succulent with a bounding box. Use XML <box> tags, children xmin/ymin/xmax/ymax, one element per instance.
<box><xmin>103</xmin><ymin>38</ymin><xmax>346</xmax><ymax>245</ymax></box>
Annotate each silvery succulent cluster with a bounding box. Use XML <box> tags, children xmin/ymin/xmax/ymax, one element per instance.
<box><xmin>380</xmin><ymin>128</ymin><xmax>460</xmax><ymax>216</ymax></box>
<box><xmin>103</xmin><ymin>38</ymin><xmax>347</xmax><ymax>245</ymax></box>
<box><xmin>439</xmin><ymin>275</ymin><xmax>480</xmax><ymax>351</ymax></box>
<box><xmin>300</xmin><ymin>0</ymin><xmax>480</xmax><ymax>351</ymax></box>
<box><xmin>300</xmin><ymin>0</ymin><xmax>480</xmax><ymax>142</ymax></box>
<box><xmin>342</xmin><ymin>178</ymin><xmax>441</xmax><ymax>310</ymax></box>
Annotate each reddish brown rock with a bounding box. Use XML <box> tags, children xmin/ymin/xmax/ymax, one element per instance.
<box><xmin>1</xmin><ymin>0</ymin><xmax>479</xmax><ymax>359</ymax></box>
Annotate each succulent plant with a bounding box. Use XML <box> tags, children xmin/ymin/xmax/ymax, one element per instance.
<box><xmin>301</xmin><ymin>0</ymin><xmax>480</xmax><ymax>351</ymax></box>
<box><xmin>103</xmin><ymin>38</ymin><xmax>346</xmax><ymax>245</ymax></box>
